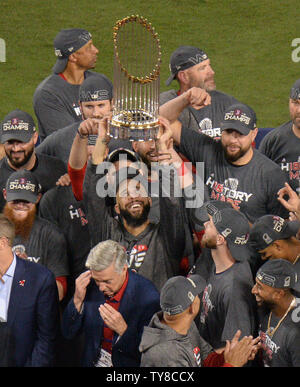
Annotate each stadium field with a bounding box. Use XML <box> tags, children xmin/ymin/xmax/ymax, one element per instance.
<box><xmin>0</xmin><ymin>0</ymin><xmax>299</xmax><ymax>129</ymax></box>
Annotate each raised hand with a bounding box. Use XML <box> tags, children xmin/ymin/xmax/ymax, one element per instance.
<box><xmin>99</xmin><ymin>303</ymin><xmax>128</xmax><ymax>336</ymax></box>
<box><xmin>73</xmin><ymin>270</ymin><xmax>92</xmax><ymax>312</ymax></box>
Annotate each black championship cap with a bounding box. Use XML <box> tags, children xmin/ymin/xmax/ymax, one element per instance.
<box><xmin>1</xmin><ymin>109</ymin><xmax>36</xmax><ymax>144</ymax></box>
<box><xmin>79</xmin><ymin>73</ymin><xmax>113</xmax><ymax>102</ymax></box>
<box><xmin>249</xmin><ymin>215</ymin><xmax>300</xmax><ymax>251</ymax></box>
<box><xmin>166</xmin><ymin>46</ymin><xmax>208</xmax><ymax>86</ymax></box>
<box><xmin>160</xmin><ymin>275</ymin><xmax>206</xmax><ymax>315</ymax></box>
<box><xmin>290</xmin><ymin>79</ymin><xmax>300</xmax><ymax>100</ymax></box>
<box><xmin>256</xmin><ymin>259</ymin><xmax>300</xmax><ymax>292</ymax></box>
<box><xmin>212</xmin><ymin>208</ymin><xmax>250</xmax><ymax>259</ymax></box>
<box><xmin>5</xmin><ymin>170</ymin><xmax>41</xmax><ymax>203</ymax></box>
<box><xmin>53</xmin><ymin>28</ymin><xmax>92</xmax><ymax>74</ymax></box>
<box><xmin>191</xmin><ymin>200</ymin><xmax>233</xmax><ymax>226</ymax></box>
<box><xmin>220</xmin><ymin>103</ymin><xmax>257</xmax><ymax>136</ymax></box>
<box><xmin>107</xmin><ymin>148</ymin><xmax>140</xmax><ymax>164</ymax></box>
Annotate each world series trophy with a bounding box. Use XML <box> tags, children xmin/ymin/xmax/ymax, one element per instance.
<box><xmin>108</xmin><ymin>15</ymin><xmax>162</xmax><ymax>142</ymax></box>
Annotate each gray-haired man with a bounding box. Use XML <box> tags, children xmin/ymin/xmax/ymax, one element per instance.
<box><xmin>62</xmin><ymin>239</ymin><xmax>160</xmax><ymax>367</ymax></box>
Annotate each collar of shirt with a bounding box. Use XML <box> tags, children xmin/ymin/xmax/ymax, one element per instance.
<box><xmin>105</xmin><ymin>270</ymin><xmax>129</xmax><ymax>304</ymax></box>
<box><xmin>2</xmin><ymin>254</ymin><xmax>16</xmax><ymax>282</ymax></box>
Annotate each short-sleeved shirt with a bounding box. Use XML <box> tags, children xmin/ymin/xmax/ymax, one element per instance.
<box><xmin>33</xmin><ymin>71</ymin><xmax>95</xmax><ymax>140</ymax></box>
<box><xmin>159</xmin><ymin>89</ymin><xmax>238</xmax><ymax>140</ymax></box>
<box><xmin>38</xmin><ymin>185</ymin><xmax>91</xmax><ymax>280</ymax></box>
<box><xmin>12</xmin><ymin>216</ymin><xmax>69</xmax><ymax>278</ymax></box>
<box><xmin>199</xmin><ymin>261</ymin><xmax>257</xmax><ymax>349</ymax></box>
<box><xmin>36</xmin><ymin>122</ymin><xmax>79</xmax><ymax>167</ymax></box>
<box><xmin>259</xmin><ymin>121</ymin><xmax>300</xmax><ymax>193</ymax></box>
<box><xmin>179</xmin><ymin>128</ymin><xmax>289</xmax><ymax>223</ymax></box>
<box><xmin>0</xmin><ymin>154</ymin><xmax>67</xmax><ymax>212</ymax></box>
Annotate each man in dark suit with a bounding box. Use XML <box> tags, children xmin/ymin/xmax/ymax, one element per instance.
<box><xmin>0</xmin><ymin>214</ymin><xmax>60</xmax><ymax>367</ymax></box>
<box><xmin>62</xmin><ymin>239</ymin><xmax>160</xmax><ymax>367</ymax></box>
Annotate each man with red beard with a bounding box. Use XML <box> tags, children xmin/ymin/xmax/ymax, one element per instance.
<box><xmin>0</xmin><ymin>109</ymin><xmax>66</xmax><ymax>212</ymax></box>
<box><xmin>2</xmin><ymin>170</ymin><xmax>69</xmax><ymax>301</ymax></box>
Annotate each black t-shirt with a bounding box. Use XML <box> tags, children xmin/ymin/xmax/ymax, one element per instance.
<box><xmin>0</xmin><ymin>154</ymin><xmax>66</xmax><ymax>212</ymax></box>
<box><xmin>259</xmin><ymin>121</ymin><xmax>300</xmax><ymax>193</ymax></box>
<box><xmin>12</xmin><ymin>216</ymin><xmax>69</xmax><ymax>278</ymax></box>
<box><xmin>36</xmin><ymin>122</ymin><xmax>79</xmax><ymax>167</ymax></box>
<box><xmin>33</xmin><ymin>71</ymin><xmax>95</xmax><ymax>140</ymax></box>
<box><xmin>38</xmin><ymin>185</ymin><xmax>91</xmax><ymax>280</ymax></box>
<box><xmin>198</xmin><ymin>261</ymin><xmax>257</xmax><ymax>349</ymax></box>
<box><xmin>160</xmin><ymin>89</ymin><xmax>238</xmax><ymax>140</ymax></box>
<box><xmin>258</xmin><ymin>306</ymin><xmax>300</xmax><ymax>367</ymax></box>
<box><xmin>179</xmin><ymin>128</ymin><xmax>289</xmax><ymax>223</ymax></box>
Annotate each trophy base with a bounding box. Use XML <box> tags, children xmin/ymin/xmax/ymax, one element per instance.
<box><xmin>108</xmin><ymin>110</ymin><xmax>159</xmax><ymax>141</ymax></box>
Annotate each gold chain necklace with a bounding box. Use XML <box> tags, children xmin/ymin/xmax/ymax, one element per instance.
<box><xmin>266</xmin><ymin>297</ymin><xmax>296</xmax><ymax>338</ymax></box>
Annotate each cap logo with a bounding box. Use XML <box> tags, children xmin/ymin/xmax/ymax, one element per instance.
<box><xmin>188</xmin><ymin>53</ymin><xmax>208</xmax><ymax>65</ymax></box>
<box><xmin>2</xmin><ymin>119</ymin><xmax>30</xmax><ymax>132</ymax></box>
<box><xmin>272</xmin><ymin>217</ymin><xmax>284</xmax><ymax>233</ymax></box>
<box><xmin>9</xmin><ymin>179</ymin><xmax>36</xmax><ymax>192</ymax></box>
<box><xmin>221</xmin><ymin>228</ymin><xmax>232</xmax><ymax>238</ymax></box>
<box><xmin>234</xmin><ymin>234</ymin><xmax>249</xmax><ymax>245</ymax></box>
<box><xmin>224</xmin><ymin>110</ymin><xmax>251</xmax><ymax>125</ymax></box>
<box><xmin>55</xmin><ymin>49</ymin><xmax>63</xmax><ymax>57</ymax></box>
<box><xmin>187</xmin><ymin>277</ymin><xmax>197</xmax><ymax>288</ymax></box>
<box><xmin>80</xmin><ymin>90</ymin><xmax>110</xmax><ymax>101</ymax></box>
<box><xmin>263</xmin><ymin>233</ymin><xmax>273</xmax><ymax>245</ymax></box>
<box><xmin>188</xmin><ymin>291</ymin><xmax>195</xmax><ymax>302</ymax></box>
<box><xmin>257</xmin><ymin>272</ymin><xmax>276</xmax><ymax>287</ymax></box>
<box><xmin>284</xmin><ymin>276</ymin><xmax>291</xmax><ymax>287</ymax></box>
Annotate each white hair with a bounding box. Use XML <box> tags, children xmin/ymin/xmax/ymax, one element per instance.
<box><xmin>85</xmin><ymin>240</ymin><xmax>128</xmax><ymax>273</ymax></box>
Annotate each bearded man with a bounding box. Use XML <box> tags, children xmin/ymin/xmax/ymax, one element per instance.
<box><xmin>2</xmin><ymin>170</ymin><xmax>69</xmax><ymax>301</ymax></box>
<box><xmin>0</xmin><ymin>109</ymin><xmax>66</xmax><ymax>212</ymax></box>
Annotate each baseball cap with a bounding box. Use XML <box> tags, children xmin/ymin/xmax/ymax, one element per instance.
<box><xmin>191</xmin><ymin>200</ymin><xmax>233</xmax><ymax>226</ymax></box>
<box><xmin>220</xmin><ymin>103</ymin><xmax>257</xmax><ymax>136</ymax></box>
<box><xmin>160</xmin><ymin>274</ymin><xmax>206</xmax><ymax>316</ymax></box>
<box><xmin>107</xmin><ymin>148</ymin><xmax>140</xmax><ymax>164</ymax></box>
<box><xmin>212</xmin><ymin>208</ymin><xmax>250</xmax><ymax>259</ymax></box>
<box><xmin>79</xmin><ymin>73</ymin><xmax>113</xmax><ymax>102</ymax></box>
<box><xmin>5</xmin><ymin>170</ymin><xmax>41</xmax><ymax>203</ymax></box>
<box><xmin>256</xmin><ymin>259</ymin><xmax>300</xmax><ymax>292</ymax></box>
<box><xmin>166</xmin><ymin>46</ymin><xmax>208</xmax><ymax>86</ymax></box>
<box><xmin>53</xmin><ymin>28</ymin><xmax>92</xmax><ymax>74</ymax></box>
<box><xmin>160</xmin><ymin>274</ymin><xmax>206</xmax><ymax>315</ymax></box>
<box><xmin>290</xmin><ymin>79</ymin><xmax>300</xmax><ymax>100</ymax></box>
<box><xmin>249</xmin><ymin>215</ymin><xmax>300</xmax><ymax>251</ymax></box>
<box><xmin>1</xmin><ymin>109</ymin><xmax>36</xmax><ymax>144</ymax></box>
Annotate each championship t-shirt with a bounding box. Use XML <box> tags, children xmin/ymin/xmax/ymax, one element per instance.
<box><xmin>257</xmin><ymin>306</ymin><xmax>300</xmax><ymax>367</ymax></box>
<box><xmin>160</xmin><ymin>89</ymin><xmax>238</xmax><ymax>140</ymax></box>
<box><xmin>179</xmin><ymin>128</ymin><xmax>289</xmax><ymax>223</ymax></box>
<box><xmin>259</xmin><ymin>121</ymin><xmax>300</xmax><ymax>193</ymax></box>
<box><xmin>12</xmin><ymin>216</ymin><xmax>69</xmax><ymax>278</ymax></box>
<box><xmin>199</xmin><ymin>261</ymin><xmax>257</xmax><ymax>349</ymax></box>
